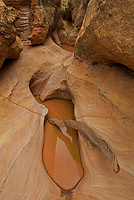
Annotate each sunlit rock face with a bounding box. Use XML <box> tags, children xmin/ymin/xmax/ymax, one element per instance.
<box><xmin>15</xmin><ymin>4</ymin><xmax>31</xmax><ymax>45</ymax></box>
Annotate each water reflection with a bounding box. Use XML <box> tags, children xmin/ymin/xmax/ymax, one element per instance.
<box><xmin>59</xmin><ymin>126</ymin><xmax>73</xmax><ymax>143</ymax></box>
<box><xmin>36</xmin><ymin>97</ymin><xmax>84</xmax><ymax>190</ymax></box>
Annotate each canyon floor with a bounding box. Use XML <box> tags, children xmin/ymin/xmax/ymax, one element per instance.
<box><xmin>0</xmin><ymin>37</ymin><xmax>134</xmax><ymax>200</ymax></box>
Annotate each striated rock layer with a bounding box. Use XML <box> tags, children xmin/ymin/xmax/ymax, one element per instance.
<box><xmin>0</xmin><ymin>37</ymin><xmax>134</xmax><ymax>199</ymax></box>
<box><xmin>15</xmin><ymin>5</ymin><xmax>32</xmax><ymax>45</ymax></box>
<box><xmin>3</xmin><ymin>0</ymin><xmax>32</xmax><ymax>45</ymax></box>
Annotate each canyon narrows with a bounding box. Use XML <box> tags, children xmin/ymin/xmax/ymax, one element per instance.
<box><xmin>0</xmin><ymin>0</ymin><xmax>134</xmax><ymax>199</ymax></box>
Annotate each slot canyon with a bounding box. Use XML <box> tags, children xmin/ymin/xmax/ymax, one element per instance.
<box><xmin>0</xmin><ymin>0</ymin><xmax>134</xmax><ymax>200</ymax></box>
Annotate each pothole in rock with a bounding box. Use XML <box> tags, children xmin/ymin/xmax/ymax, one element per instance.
<box><xmin>36</xmin><ymin>96</ymin><xmax>84</xmax><ymax>190</ymax></box>
<box><xmin>29</xmin><ymin>83</ymin><xmax>84</xmax><ymax>190</ymax></box>
<box><xmin>29</xmin><ymin>65</ymin><xmax>84</xmax><ymax>190</ymax></box>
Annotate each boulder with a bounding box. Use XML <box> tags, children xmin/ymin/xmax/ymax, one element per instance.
<box><xmin>7</xmin><ymin>36</ymin><xmax>23</xmax><ymax>59</ymax></box>
<box><xmin>75</xmin><ymin>0</ymin><xmax>134</xmax><ymax>71</ymax></box>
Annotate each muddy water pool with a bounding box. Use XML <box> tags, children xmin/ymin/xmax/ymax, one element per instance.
<box><xmin>36</xmin><ymin>97</ymin><xmax>84</xmax><ymax>190</ymax></box>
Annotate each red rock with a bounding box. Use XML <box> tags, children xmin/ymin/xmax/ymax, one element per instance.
<box><xmin>0</xmin><ymin>0</ymin><xmax>23</xmax><ymax>68</ymax></box>
<box><xmin>75</xmin><ymin>0</ymin><xmax>134</xmax><ymax>71</ymax></box>
<box><xmin>7</xmin><ymin>36</ymin><xmax>23</xmax><ymax>59</ymax></box>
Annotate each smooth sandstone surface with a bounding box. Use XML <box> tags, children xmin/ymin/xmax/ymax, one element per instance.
<box><xmin>0</xmin><ymin>37</ymin><xmax>134</xmax><ymax>199</ymax></box>
<box><xmin>0</xmin><ymin>38</ymin><xmax>74</xmax><ymax>199</ymax></box>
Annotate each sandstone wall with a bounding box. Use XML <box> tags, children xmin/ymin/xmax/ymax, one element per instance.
<box><xmin>28</xmin><ymin>0</ymin><xmax>89</xmax><ymax>45</ymax></box>
<box><xmin>0</xmin><ymin>0</ymin><xmax>23</xmax><ymax>69</ymax></box>
<box><xmin>75</xmin><ymin>0</ymin><xmax>134</xmax><ymax>71</ymax></box>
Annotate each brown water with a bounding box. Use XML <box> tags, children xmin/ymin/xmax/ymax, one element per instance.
<box><xmin>61</xmin><ymin>44</ymin><xmax>74</xmax><ymax>53</ymax></box>
<box><xmin>36</xmin><ymin>97</ymin><xmax>83</xmax><ymax>190</ymax></box>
